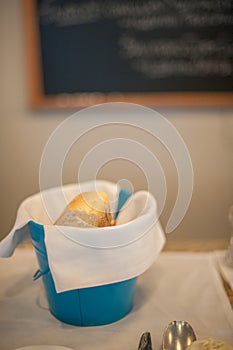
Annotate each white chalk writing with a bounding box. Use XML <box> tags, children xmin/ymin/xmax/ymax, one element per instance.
<box><xmin>39</xmin><ymin>0</ymin><xmax>233</xmax><ymax>79</ymax></box>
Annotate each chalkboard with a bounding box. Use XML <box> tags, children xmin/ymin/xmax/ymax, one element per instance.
<box><xmin>24</xmin><ymin>0</ymin><xmax>233</xmax><ymax>108</ymax></box>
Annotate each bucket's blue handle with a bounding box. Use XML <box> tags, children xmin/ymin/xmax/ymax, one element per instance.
<box><xmin>33</xmin><ymin>268</ymin><xmax>49</xmax><ymax>281</ymax></box>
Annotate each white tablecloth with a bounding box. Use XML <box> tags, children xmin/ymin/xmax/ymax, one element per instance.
<box><xmin>0</xmin><ymin>249</ymin><xmax>232</xmax><ymax>350</ymax></box>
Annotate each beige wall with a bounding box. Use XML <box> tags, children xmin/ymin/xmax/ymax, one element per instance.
<box><xmin>1</xmin><ymin>1</ymin><xmax>233</xmax><ymax>246</ymax></box>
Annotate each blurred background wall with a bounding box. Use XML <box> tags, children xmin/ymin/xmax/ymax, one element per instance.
<box><xmin>0</xmin><ymin>1</ymin><xmax>233</xmax><ymax>247</ymax></box>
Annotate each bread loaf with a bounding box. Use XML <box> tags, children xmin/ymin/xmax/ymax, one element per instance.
<box><xmin>55</xmin><ymin>192</ymin><xmax>112</xmax><ymax>228</ymax></box>
<box><xmin>187</xmin><ymin>339</ymin><xmax>233</xmax><ymax>350</ymax></box>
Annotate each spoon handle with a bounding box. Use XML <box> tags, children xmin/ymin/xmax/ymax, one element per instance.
<box><xmin>138</xmin><ymin>332</ymin><xmax>153</xmax><ymax>350</ymax></box>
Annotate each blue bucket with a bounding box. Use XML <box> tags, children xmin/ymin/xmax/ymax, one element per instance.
<box><xmin>28</xmin><ymin>189</ymin><xmax>137</xmax><ymax>326</ymax></box>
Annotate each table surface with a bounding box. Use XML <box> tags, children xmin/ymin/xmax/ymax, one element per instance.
<box><xmin>0</xmin><ymin>246</ymin><xmax>233</xmax><ymax>350</ymax></box>
<box><xmin>164</xmin><ymin>239</ymin><xmax>233</xmax><ymax>308</ymax></box>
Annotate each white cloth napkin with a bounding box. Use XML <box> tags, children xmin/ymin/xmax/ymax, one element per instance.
<box><xmin>0</xmin><ymin>181</ymin><xmax>165</xmax><ymax>292</ymax></box>
<box><xmin>214</xmin><ymin>251</ymin><xmax>233</xmax><ymax>290</ymax></box>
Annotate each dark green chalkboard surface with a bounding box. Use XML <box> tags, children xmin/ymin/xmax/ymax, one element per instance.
<box><xmin>24</xmin><ymin>0</ymin><xmax>233</xmax><ymax>108</ymax></box>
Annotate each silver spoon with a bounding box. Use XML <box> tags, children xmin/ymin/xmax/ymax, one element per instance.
<box><xmin>138</xmin><ymin>332</ymin><xmax>153</xmax><ymax>350</ymax></box>
<box><xmin>162</xmin><ymin>321</ymin><xmax>197</xmax><ymax>350</ymax></box>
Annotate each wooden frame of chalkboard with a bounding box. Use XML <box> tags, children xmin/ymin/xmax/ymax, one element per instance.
<box><xmin>24</xmin><ymin>0</ymin><xmax>233</xmax><ymax>109</ymax></box>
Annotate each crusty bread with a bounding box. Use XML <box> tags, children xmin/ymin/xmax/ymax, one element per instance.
<box><xmin>55</xmin><ymin>192</ymin><xmax>112</xmax><ymax>228</ymax></box>
<box><xmin>187</xmin><ymin>339</ymin><xmax>233</xmax><ymax>350</ymax></box>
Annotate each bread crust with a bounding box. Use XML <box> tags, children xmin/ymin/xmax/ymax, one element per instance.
<box><xmin>55</xmin><ymin>192</ymin><xmax>112</xmax><ymax>228</ymax></box>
